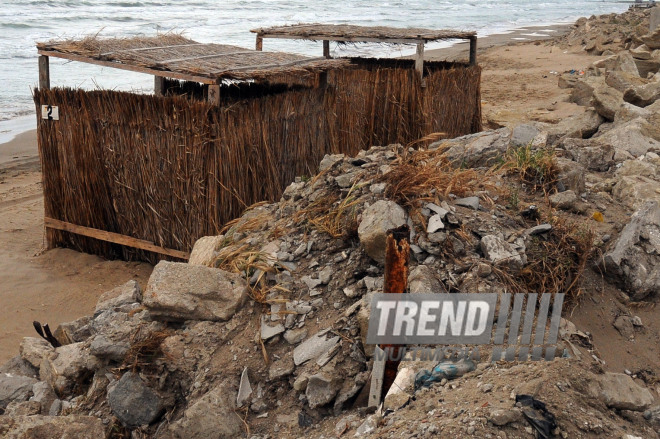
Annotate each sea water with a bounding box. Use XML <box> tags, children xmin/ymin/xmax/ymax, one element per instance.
<box><xmin>0</xmin><ymin>0</ymin><xmax>629</xmax><ymax>135</ymax></box>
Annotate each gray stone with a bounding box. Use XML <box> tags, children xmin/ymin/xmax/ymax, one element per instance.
<box><xmin>89</xmin><ymin>335</ymin><xmax>130</xmax><ymax>362</ymax></box>
<box><xmin>188</xmin><ymin>235</ymin><xmax>224</xmax><ymax>266</ymax></box>
<box><xmin>614</xmin><ymin>52</ymin><xmax>641</xmax><ymax>76</ymax></box>
<box><xmin>555</xmin><ymin>158</ymin><xmax>587</xmax><ymax>193</ymax></box>
<box><xmin>293</xmin><ymin>374</ymin><xmax>309</xmax><ymax>392</ymax></box>
<box><xmin>319</xmin><ymin>153</ymin><xmax>344</xmax><ymax>172</ymax></box>
<box><xmin>613</xmin><ymin>315</ymin><xmax>635</xmax><ymax>339</ymax></box>
<box><xmin>408</xmin><ymin>265</ymin><xmax>443</xmax><ymax>294</ymax></box>
<box><xmin>54</xmin><ymin>316</ymin><xmax>92</xmax><ymax>345</ymax></box>
<box><xmin>95</xmin><ymin>280</ymin><xmax>141</xmax><ymax>314</ymax></box>
<box><xmin>595</xmin><ymin>372</ymin><xmax>655</xmax><ymax>411</ymax></box>
<box><xmin>260</xmin><ymin>319</ymin><xmax>285</xmax><ymax>340</ymax></box>
<box><xmin>0</xmin><ymin>374</ymin><xmax>38</xmax><ymax>409</ymax></box>
<box><xmin>527</xmin><ymin>224</ymin><xmax>552</xmax><ymax>235</ymax></box>
<box><xmin>425</xmin><ymin>203</ymin><xmax>448</xmax><ymax>218</ymax></box>
<box><xmin>596</xmin><ymin>117</ymin><xmax>660</xmax><ymax>157</ymax></box>
<box><xmin>455</xmin><ymin>196</ymin><xmax>480</xmax><ymax>210</ymax></box>
<box><xmin>108</xmin><ymin>372</ymin><xmax>164</xmax><ymax>427</ymax></box>
<box><xmin>0</xmin><ymin>356</ymin><xmax>38</xmax><ymax>379</ymax></box>
<box><xmin>30</xmin><ymin>381</ymin><xmax>57</xmax><ymax>415</ymax></box>
<box><xmin>606</xmin><ymin>71</ymin><xmax>648</xmax><ymax>93</ymax></box>
<box><xmin>19</xmin><ymin>337</ymin><xmax>54</xmax><ymax>369</ymax></box>
<box><xmin>604</xmin><ymin>201</ymin><xmax>660</xmax><ymax>300</ymax></box>
<box><xmin>293</xmin><ymin>330</ymin><xmax>340</xmax><ymax>365</ymax></box>
<box><xmin>39</xmin><ymin>342</ymin><xmax>101</xmax><ymax>395</ymax></box>
<box><xmin>0</xmin><ymin>415</ymin><xmax>106</xmax><ymax>439</ymax></box>
<box><xmin>613</xmin><ymin>175</ymin><xmax>660</xmax><ymax>210</ymax></box>
<box><xmin>167</xmin><ymin>383</ymin><xmax>244</xmax><ymax>438</ymax></box>
<box><xmin>284</xmin><ymin>328</ymin><xmax>308</xmax><ymax>345</ymax></box>
<box><xmin>480</xmin><ymin>235</ymin><xmax>524</xmax><ymax>269</ymax></box>
<box><xmin>305</xmin><ymin>373</ymin><xmax>340</xmax><ymax>409</ymax></box>
<box><xmin>623</xmin><ymin>81</ymin><xmax>660</xmax><ymax>107</ymax></box>
<box><xmin>335</xmin><ymin>172</ymin><xmax>356</xmax><ymax>188</ymax></box>
<box><xmin>631</xmin><ymin>44</ymin><xmax>652</xmax><ymax>60</ymax></box>
<box><xmin>268</xmin><ymin>357</ymin><xmax>295</xmax><ymax>381</ymax></box>
<box><xmin>4</xmin><ymin>400</ymin><xmax>41</xmax><ymax>416</ymax></box>
<box><xmin>433</xmin><ymin>127</ymin><xmax>511</xmax><ymax>167</ymax></box>
<box><xmin>48</xmin><ymin>398</ymin><xmax>62</xmax><ymax>416</ymax></box>
<box><xmin>510</xmin><ymin>124</ymin><xmax>540</xmax><ymax>148</ymax></box>
<box><xmin>561</xmin><ymin>138</ymin><xmax>615</xmax><ymax>172</ymax></box>
<box><xmin>357</xmin><ymin>200</ymin><xmax>408</xmax><ymax>263</ymax></box>
<box><xmin>547</xmin><ymin>110</ymin><xmax>604</xmax><ymax>145</ymax></box>
<box><xmin>549</xmin><ymin>190</ymin><xmax>578</xmax><ymax>210</ymax></box>
<box><xmin>592</xmin><ymin>85</ymin><xmax>624</xmax><ymax>121</ymax></box>
<box><xmin>427</xmin><ymin>214</ymin><xmax>445</xmax><ymax>233</ymax></box>
<box><xmin>236</xmin><ymin>367</ymin><xmax>252</xmax><ymax>408</ymax></box>
<box><xmin>301</xmin><ymin>275</ymin><xmax>323</xmax><ymax>290</ymax></box>
<box><xmin>569</xmin><ymin>76</ymin><xmax>606</xmax><ymax>106</ymax></box>
<box><xmin>488</xmin><ymin>408</ymin><xmax>523</xmax><ymax>426</ymax></box>
<box><xmin>143</xmin><ymin>261</ymin><xmax>248</xmax><ymax>322</ymax></box>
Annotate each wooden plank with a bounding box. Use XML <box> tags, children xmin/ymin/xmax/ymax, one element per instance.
<box><xmin>323</xmin><ymin>40</ymin><xmax>330</xmax><ymax>58</ymax></box>
<box><xmin>469</xmin><ymin>35</ymin><xmax>477</xmax><ymax>65</ymax></box>
<box><xmin>212</xmin><ymin>56</ymin><xmax>327</xmax><ymax>75</ymax></box>
<box><xmin>154</xmin><ymin>75</ymin><xmax>166</xmax><ymax>96</ymax></box>
<box><xmin>258</xmin><ymin>34</ymin><xmax>430</xmax><ymax>45</ymax></box>
<box><xmin>368</xmin><ymin>346</ymin><xmax>386</xmax><ymax>408</ymax></box>
<box><xmin>38</xmin><ymin>56</ymin><xmax>50</xmax><ymax>90</ymax></box>
<box><xmin>100</xmin><ymin>42</ymin><xmax>207</xmax><ymax>57</ymax></box>
<box><xmin>255</xmin><ymin>35</ymin><xmax>263</xmax><ymax>51</ymax></box>
<box><xmin>415</xmin><ymin>42</ymin><xmax>424</xmax><ymax>78</ymax></box>
<box><xmin>37</xmin><ymin>49</ymin><xmax>216</xmax><ymax>84</ymax></box>
<box><xmin>44</xmin><ymin>217</ymin><xmax>189</xmax><ymax>260</ymax></box>
<box><xmin>207</xmin><ymin>84</ymin><xmax>221</xmax><ymax>104</ymax></box>
<box><xmin>155</xmin><ymin>50</ymin><xmax>257</xmax><ymax>65</ymax></box>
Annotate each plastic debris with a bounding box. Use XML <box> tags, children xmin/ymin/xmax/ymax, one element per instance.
<box><xmin>516</xmin><ymin>394</ymin><xmax>557</xmax><ymax>439</ymax></box>
<box><xmin>592</xmin><ymin>211</ymin><xmax>604</xmax><ymax>222</ymax></box>
<box><xmin>414</xmin><ymin>359</ymin><xmax>476</xmax><ymax>390</ymax></box>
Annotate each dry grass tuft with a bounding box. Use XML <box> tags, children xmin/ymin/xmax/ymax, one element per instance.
<box><xmin>382</xmin><ymin>148</ymin><xmax>499</xmax><ymax>207</ymax></box>
<box><xmin>308</xmin><ymin>182</ymin><xmax>362</xmax><ymax>239</ymax></box>
<box><xmin>499</xmin><ymin>144</ymin><xmax>559</xmax><ymax>192</ymax></box>
<box><xmin>122</xmin><ymin>328</ymin><xmax>173</xmax><ymax>373</ymax></box>
<box><xmin>494</xmin><ymin>215</ymin><xmax>594</xmax><ymax>304</ymax></box>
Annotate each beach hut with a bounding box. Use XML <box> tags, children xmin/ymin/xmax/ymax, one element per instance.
<box><xmin>34</xmin><ymin>25</ymin><xmax>481</xmax><ymax>262</ymax></box>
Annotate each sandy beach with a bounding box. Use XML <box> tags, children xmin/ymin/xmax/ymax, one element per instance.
<box><xmin>0</xmin><ymin>22</ymin><xmax>622</xmax><ymax>362</ymax></box>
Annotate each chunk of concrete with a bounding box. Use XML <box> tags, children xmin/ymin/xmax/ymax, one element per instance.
<box><xmin>108</xmin><ymin>372</ymin><xmax>164</xmax><ymax>427</ymax></box>
<box><xmin>357</xmin><ymin>200</ymin><xmax>408</xmax><ymax>263</ymax></box>
<box><xmin>188</xmin><ymin>235</ymin><xmax>225</xmax><ymax>266</ymax></box>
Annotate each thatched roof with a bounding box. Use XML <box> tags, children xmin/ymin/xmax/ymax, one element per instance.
<box><xmin>251</xmin><ymin>24</ymin><xmax>476</xmax><ymax>43</ymax></box>
<box><xmin>37</xmin><ymin>35</ymin><xmax>347</xmax><ymax>83</ymax></box>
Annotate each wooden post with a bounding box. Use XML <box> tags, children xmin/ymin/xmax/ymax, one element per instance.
<box><xmin>255</xmin><ymin>35</ymin><xmax>263</xmax><ymax>51</ymax></box>
<box><xmin>323</xmin><ymin>40</ymin><xmax>330</xmax><ymax>58</ymax></box>
<box><xmin>154</xmin><ymin>76</ymin><xmax>166</xmax><ymax>96</ymax></box>
<box><xmin>469</xmin><ymin>35</ymin><xmax>477</xmax><ymax>66</ymax></box>
<box><xmin>38</xmin><ymin>55</ymin><xmax>50</xmax><ymax>90</ymax></box>
<box><xmin>208</xmin><ymin>84</ymin><xmax>220</xmax><ymax>105</ymax></box>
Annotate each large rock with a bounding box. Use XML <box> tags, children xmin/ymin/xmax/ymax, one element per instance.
<box><xmin>480</xmin><ymin>235</ymin><xmax>524</xmax><ymax>270</ymax></box>
<box><xmin>631</xmin><ymin>44</ymin><xmax>652</xmax><ymax>60</ymax></box>
<box><xmin>0</xmin><ymin>356</ymin><xmax>38</xmax><ymax>379</ymax></box>
<box><xmin>510</xmin><ymin>124</ymin><xmax>541</xmax><ymax>148</ymax></box>
<box><xmin>408</xmin><ymin>265</ymin><xmax>443</xmax><ymax>294</ymax></box>
<box><xmin>357</xmin><ymin>200</ymin><xmax>408</xmax><ymax>263</ymax></box>
<box><xmin>108</xmin><ymin>372</ymin><xmax>164</xmax><ymax>428</ymax></box>
<box><xmin>613</xmin><ymin>175</ymin><xmax>660</xmax><ymax>210</ymax></box>
<box><xmin>293</xmin><ymin>329</ymin><xmax>340</xmax><ymax>366</ymax></box>
<box><xmin>591</xmin><ymin>85</ymin><xmax>623</xmax><ymax>121</ymax></box>
<box><xmin>605</xmin><ymin>71</ymin><xmax>648</xmax><ymax>93</ymax></box>
<box><xmin>188</xmin><ymin>235</ymin><xmax>225</xmax><ymax>266</ymax></box>
<box><xmin>555</xmin><ymin>157</ymin><xmax>586</xmax><ymax>193</ymax></box>
<box><xmin>569</xmin><ymin>76</ymin><xmax>606</xmax><ymax>106</ymax></box>
<box><xmin>143</xmin><ymin>261</ymin><xmax>248</xmax><ymax>322</ymax></box>
<box><xmin>623</xmin><ymin>81</ymin><xmax>660</xmax><ymax>107</ymax></box>
<box><xmin>593</xmin><ymin>372</ymin><xmax>655</xmax><ymax>411</ymax></box>
<box><xmin>95</xmin><ymin>280</ymin><xmax>141</xmax><ymax>313</ymax></box>
<box><xmin>613</xmin><ymin>52</ymin><xmax>640</xmax><ymax>76</ymax></box>
<box><xmin>642</xmin><ymin>27</ymin><xmax>660</xmax><ymax>50</ymax></box>
<box><xmin>166</xmin><ymin>383</ymin><xmax>244</xmax><ymax>438</ymax></box>
<box><xmin>595</xmin><ymin>117</ymin><xmax>660</xmax><ymax>157</ymax></box>
<box><xmin>547</xmin><ymin>110</ymin><xmax>604</xmax><ymax>145</ymax></box>
<box><xmin>19</xmin><ymin>338</ymin><xmax>54</xmax><ymax>369</ymax></box>
<box><xmin>604</xmin><ymin>201</ymin><xmax>660</xmax><ymax>300</ymax></box>
<box><xmin>0</xmin><ymin>415</ymin><xmax>106</xmax><ymax>439</ymax></box>
<box><xmin>39</xmin><ymin>342</ymin><xmax>101</xmax><ymax>396</ymax></box>
<box><xmin>561</xmin><ymin>138</ymin><xmax>615</xmax><ymax>172</ymax></box>
<box><xmin>0</xmin><ymin>374</ymin><xmax>38</xmax><ymax>409</ymax></box>
<box><xmin>431</xmin><ymin>128</ymin><xmax>511</xmax><ymax>167</ymax></box>
<box><xmin>306</xmin><ymin>373</ymin><xmax>341</xmax><ymax>409</ymax></box>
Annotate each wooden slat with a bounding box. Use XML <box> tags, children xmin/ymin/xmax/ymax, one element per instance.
<box><xmin>154</xmin><ymin>75</ymin><xmax>166</xmax><ymax>96</ymax></box>
<box><xmin>44</xmin><ymin>217</ymin><xmax>190</xmax><ymax>260</ymax></box>
<box><xmin>100</xmin><ymin>42</ymin><xmax>207</xmax><ymax>57</ymax></box>
<box><xmin>212</xmin><ymin>56</ymin><xmax>327</xmax><ymax>75</ymax></box>
<box><xmin>415</xmin><ymin>43</ymin><xmax>424</xmax><ymax>78</ymax></box>
<box><xmin>155</xmin><ymin>50</ymin><xmax>257</xmax><ymax>65</ymax></box>
<box><xmin>256</xmin><ymin>33</ymin><xmax>429</xmax><ymax>45</ymax></box>
<box><xmin>323</xmin><ymin>40</ymin><xmax>330</xmax><ymax>58</ymax></box>
<box><xmin>37</xmin><ymin>49</ymin><xmax>217</xmax><ymax>85</ymax></box>
<box><xmin>255</xmin><ymin>35</ymin><xmax>263</xmax><ymax>51</ymax></box>
<box><xmin>39</xmin><ymin>55</ymin><xmax>50</xmax><ymax>90</ymax></box>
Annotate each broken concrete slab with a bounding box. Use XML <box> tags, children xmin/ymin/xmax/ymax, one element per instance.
<box><xmin>357</xmin><ymin>200</ymin><xmax>408</xmax><ymax>263</ymax></box>
<box><xmin>293</xmin><ymin>330</ymin><xmax>340</xmax><ymax>366</ymax></box>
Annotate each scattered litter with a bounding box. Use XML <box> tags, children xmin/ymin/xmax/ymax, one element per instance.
<box><xmin>414</xmin><ymin>359</ymin><xmax>476</xmax><ymax>390</ymax></box>
<box><xmin>516</xmin><ymin>394</ymin><xmax>557</xmax><ymax>439</ymax></box>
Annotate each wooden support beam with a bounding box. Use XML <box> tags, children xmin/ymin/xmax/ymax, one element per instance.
<box><xmin>44</xmin><ymin>217</ymin><xmax>189</xmax><ymax>260</ymax></box>
<box><xmin>323</xmin><ymin>40</ymin><xmax>330</xmax><ymax>58</ymax></box>
<box><xmin>255</xmin><ymin>35</ymin><xmax>263</xmax><ymax>51</ymax></box>
<box><xmin>207</xmin><ymin>84</ymin><xmax>221</xmax><ymax>104</ymax></box>
<box><xmin>469</xmin><ymin>35</ymin><xmax>477</xmax><ymax>65</ymax></box>
<box><xmin>38</xmin><ymin>55</ymin><xmax>50</xmax><ymax>90</ymax></box>
<box><xmin>154</xmin><ymin>76</ymin><xmax>166</xmax><ymax>96</ymax></box>
<box><xmin>415</xmin><ymin>42</ymin><xmax>424</xmax><ymax>79</ymax></box>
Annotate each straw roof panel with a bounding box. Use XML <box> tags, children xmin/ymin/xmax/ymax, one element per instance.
<box><xmin>251</xmin><ymin>24</ymin><xmax>476</xmax><ymax>41</ymax></box>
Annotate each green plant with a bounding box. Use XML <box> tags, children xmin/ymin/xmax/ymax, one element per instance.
<box><xmin>500</xmin><ymin>144</ymin><xmax>558</xmax><ymax>191</ymax></box>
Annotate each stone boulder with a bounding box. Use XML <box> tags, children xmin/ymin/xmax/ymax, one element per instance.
<box><xmin>108</xmin><ymin>372</ymin><xmax>164</xmax><ymax>428</ymax></box>
<box><xmin>612</xmin><ymin>175</ymin><xmax>660</xmax><ymax>210</ymax></box>
<box><xmin>480</xmin><ymin>235</ymin><xmax>524</xmax><ymax>270</ymax></box>
<box><xmin>555</xmin><ymin>158</ymin><xmax>587</xmax><ymax>194</ymax></box>
<box><xmin>408</xmin><ymin>265</ymin><xmax>444</xmax><ymax>294</ymax></box>
<box><xmin>591</xmin><ymin>85</ymin><xmax>623</xmax><ymax>121</ymax></box>
<box><xmin>19</xmin><ymin>338</ymin><xmax>54</xmax><ymax>369</ymax></box>
<box><xmin>605</xmin><ymin>71</ymin><xmax>648</xmax><ymax>93</ymax></box>
<box><xmin>95</xmin><ymin>280</ymin><xmax>141</xmax><ymax>314</ymax></box>
<box><xmin>631</xmin><ymin>44</ymin><xmax>652</xmax><ymax>60</ymax></box>
<box><xmin>39</xmin><ymin>342</ymin><xmax>101</xmax><ymax>396</ymax></box>
<box><xmin>623</xmin><ymin>81</ymin><xmax>660</xmax><ymax>107</ymax></box>
<box><xmin>592</xmin><ymin>372</ymin><xmax>655</xmax><ymax>411</ymax></box>
<box><xmin>0</xmin><ymin>374</ymin><xmax>38</xmax><ymax>409</ymax></box>
<box><xmin>642</xmin><ymin>27</ymin><xmax>660</xmax><ymax>50</ymax></box>
<box><xmin>569</xmin><ymin>76</ymin><xmax>606</xmax><ymax>107</ymax></box>
<box><xmin>0</xmin><ymin>415</ymin><xmax>106</xmax><ymax>439</ymax></box>
<box><xmin>306</xmin><ymin>373</ymin><xmax>341</xmax><ymax>409</ymax></box>
<box><xmin>143</xmin><ymin>261</ymin><xmax>248</xmax><ymax>322</ymax></box>
<box><xmin>595</xmin><ymin>117</ymin><xmax>660</xmax><ymax>157</ymax></box>
<box><xmin>357</xmin><ymin>200</ymin><xmax>408</xmax><ymax>263</ymax></box>
<box><xmin>546</xmin><ymin>110</ymin><xmax>604</xmax><ymax>145</ymax></box>
<box><xmin>613</xmin><ymin>52</ymin><xmax>640</xmax><ymax>76</ymax></box>
<box><xmin>603</xmin><ymin>201</ymin><xmax>660</xmax><ymax>300</ymax></box>
<box><xmin>561</xmin><ymin>138</ymin><xmax>615</xmax><ymax>172</ymax></box>
<box><xmin>188</xmin><ymin>235</ymin><xmax>225</xmax><ymax>267</ymax></box>
<box><xmin>431</xmin><ymin>128</ymin><xmax>511</xmax><ymax>168</ymax></box>
<box><xmin>166</xmin><ymin>382</ymin><xmax>244</xmax><ymax>438</ymax></box>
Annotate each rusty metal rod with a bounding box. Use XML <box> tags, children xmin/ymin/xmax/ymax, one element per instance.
<box><xmin>380</xmin><ymin>224</ymin><xmax>410</xmax><ymax>400</ymax></box>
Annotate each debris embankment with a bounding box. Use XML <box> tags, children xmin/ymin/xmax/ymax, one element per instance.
<box><xmin>2</xmin><ymin>7</ymin><xmax>660</xmax><ymax>439</ymax></box>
